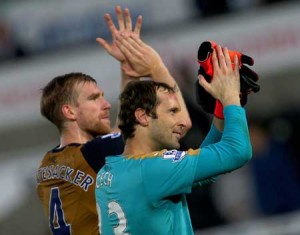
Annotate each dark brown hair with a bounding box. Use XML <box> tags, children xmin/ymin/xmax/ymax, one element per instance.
<box><xmin>118</xmin><ymin>80</ymin><xmax>176</xmax><ymax>140</ymax></box>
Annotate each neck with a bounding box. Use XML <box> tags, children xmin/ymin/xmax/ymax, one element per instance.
<box><xmin>123</xmin><ymin>136</ymin><xmax>155</xmax><ymax>156</ymax></box>
<box><xmin>59</xmin><ymin>125</ymin><xmax>93</xmax><ymax>148</ymax></box>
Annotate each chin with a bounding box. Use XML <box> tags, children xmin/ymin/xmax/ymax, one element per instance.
<box><xmin>101</xmin><ymin>126</ymin><xmax>112</xmax><ymax>135</ymax></box>
<box><xmin>93</xmin><ymin>125</ymin><xmax>111</xmax><ymax>136</ymax></box>
<box><xmin>168</xmin><ymin>142</ymin><xmax>180</xmax><ymax>150</ymax></box>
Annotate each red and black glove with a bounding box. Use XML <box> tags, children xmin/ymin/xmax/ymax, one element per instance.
<box><xmin>195</xmin><ymin>40</ymin><xmax>260</xmax><ymax>118</ymax></box>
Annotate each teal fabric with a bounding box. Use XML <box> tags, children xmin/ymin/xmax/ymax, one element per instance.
<box><xmin>194</xmin><ymin>105</ymin><xmax>252</xmax><ymax>182</ymax></box>
<box><xmin>95</xmin><ymin>105</ymin><xmax>252</xmax><ymax>235</ymax></box>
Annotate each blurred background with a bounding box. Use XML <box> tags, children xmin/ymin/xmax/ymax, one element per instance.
<box><xmin>1</xmin><ymin>0</ymin><xmax>300</xmax><ymax>234</ymax></box>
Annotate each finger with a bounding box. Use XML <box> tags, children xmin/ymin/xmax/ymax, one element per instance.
<box><xmin>119</xmin><ymin>32</ymin><xmax>144</xmax><ymax>51</ymax></box>
<box><xmin>216</xmin><ymin>45</ymin><xmax>226</xmax><ymax>69</ymax></box>
<box><xmin>233</xmin><ymin>55</ymin><xmax>240</xmax><ymax>81</ymax></box>
<box><xmin>122</xmin><ymin>63</ymin><xmax>139</xmax><ymax>77</ymax></box>
<box><xmin>116</xmin><ymin>37</ymin><xmax>142</xmax><ymax>60</ymax></box>
<box><xmin>211</xmin><ymin>49</ymin><xmax>219</xmax><ymax>71</ymax></box>
<box><xmin>198</xmin><ymin>75</ymin><xmax>211</xmax><ymax>92</ymax></box>
<box><xmin>115</xmin><ymin>40</ymin><xmax>130</xmax><ymax>61</ymax></box>
<box><xmin>223</xmin><ymin>47</ymin><xmax>232</xmax><ymax>68</ymax></box>
<box><xmin>124</xmin><ymin>39</ymin><xmax>144</xmax><ymax>60</ymax></box>
<box><xmin>128</xmin><ymin>34</ymin><xmax>144</xmax><ymax>50</ymax></box>
<box><xmin>124</xmin><ymin>8</ymin><xmax>132</xmax><ymax>32</ymax></box>
<box><xmin>134</xmin><ymin>16</ymin><xmax>143</xmax><ymax>36</ymax></box>
<box><xmin>198</xmin><ymin>67</ymin><xmax>212</xmax><ymax>82</ymax></box>
<box><xmin>115</xmin><ymin>5</ymin><xmax>125</xmax><ymax>31</ymax></box>
<box><xmin>96</xmin><ymin>38</ymin><xmax>112</xmax><ymax>54</ymax></box>
<box><xmin>234</xmin><ymin>55</ymin><xmax>240</xmax><ymax>78</ymax></box>
<box><xmin>104</xmin><ymin>13</ymin><xmax>118</xmax><ymax>39</ymax></box>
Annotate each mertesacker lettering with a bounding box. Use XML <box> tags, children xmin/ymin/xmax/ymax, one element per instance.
<box><xmin>37</xmin><ymin>165</ymin><xmax>94</xmax><ymax>192</ymax></box>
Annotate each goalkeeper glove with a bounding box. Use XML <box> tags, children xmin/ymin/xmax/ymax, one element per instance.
<box><xmin>195</xmin><ymin>40</ymin><xmax>260</xmax><ymax>118</ymax></box>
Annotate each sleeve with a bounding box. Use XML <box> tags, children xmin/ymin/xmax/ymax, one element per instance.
<box><xmin>81</xmin><ymin>133</ymin><xmax>125</xmax><ymax>173</ymax></box>
<box><xmin>192</xmin><ymin>120</ymin><xmax>222</xmax><ymax>187</ymax></box>
<box><xmin>200</xmin><ymin>123</ymin><xmax>222</xmax><ymax>147</ymax></box>
<box><xmin>142</xmin><ymin>150</ymin><xmax>199</xmax><ymax>203</ymax></box>
<box><xmin>143</xmin><ymin>106</ymin><xmax>251</xmax><ymax>202</ymax></box>
<box><xmin>193</xmin><ymin>105</ymin><xmax>252</xmax><ymax>182</ymax></box>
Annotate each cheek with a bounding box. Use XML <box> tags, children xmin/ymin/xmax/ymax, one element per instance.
<box><xmin>77</xmin><ymin>112</ymin><xmax>90</xmax><ymax>125</ymax></box>
<box><xmin>80</xmin><ymin>103</ymin><xmax>100</xmax><ymax>115</ymax></box>
<box><xmin>78</xmin><ymin>107</ymin><xmax>97</xmax><ymax>122</ymax></box>
<box><xmin>155</xmin><ymin>121</ymin><xmax>171</xmax><ymax>137</ymax></box>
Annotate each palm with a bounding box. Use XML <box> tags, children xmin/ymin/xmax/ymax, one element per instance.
<box><xmin>110</xmin><ymin>38</ymin><xmax>125</xmax><ymax>62</ymax></box>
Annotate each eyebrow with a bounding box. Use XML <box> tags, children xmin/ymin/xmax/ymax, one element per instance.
<box><xmin>87</xmin><ymin>92</ymin><xmax>101</xmax><ymax>99</ymax></box>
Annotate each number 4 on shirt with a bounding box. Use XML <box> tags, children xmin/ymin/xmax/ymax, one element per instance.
<box><xmin>49</xmin><ymin>187</ymin><xmax>71</xmax><ymax>235</ymax></box>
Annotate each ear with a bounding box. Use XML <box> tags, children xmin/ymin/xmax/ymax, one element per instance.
<box><xmin>135</xmin><ymin>108</ymin><xmax>150</xmax><ymax>127</ymax></box>
<box><xmin>61</xmin><ymin>104</ymin><xmax>76</xmax><ymax>121</ymax></box>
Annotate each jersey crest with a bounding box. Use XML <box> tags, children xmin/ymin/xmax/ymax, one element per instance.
<box><xmin>163</xmin><ymin>150</ymin><xmax>186</xmax><ymax>162</ymax></box>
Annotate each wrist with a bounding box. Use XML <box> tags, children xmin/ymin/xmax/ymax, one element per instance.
<box><xmin>221</xmin><ymin>95</ymin><xmax>240</xmax><ymax>107</ymax></box>
<box><xmin>151</xmin><ymin>63</ymin><xmax>176</xmax><ymax>87</ymax></box>
<box><xmin>151</xmin><ymin>60</ymin><xmax>166</xmax><ymax>77</ymax></box>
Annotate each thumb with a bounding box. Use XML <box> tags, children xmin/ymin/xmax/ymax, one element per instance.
<box><xmin>198</xmin><ymin>75</ymin><xmax>211</xmax><ymax>92</ymax></box>
<box><xmin>96</xmin><ymin>38</ymin><xmax>111</xmax><ymax>53</ymax></box>
<box><xmin>122</xmin><ymin>63</ymin><xmax>139</xmax><ymax>78</ymax></box>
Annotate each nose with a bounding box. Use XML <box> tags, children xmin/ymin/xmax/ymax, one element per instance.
<box><xmin>179</xmin><ymin>116</ymin><xmax>192</xmax><ymax>136</ymax></box>
<box><xmin>102</xmin><ymin>98</ymin><xmax>111</xmax><ymax>110</ymax></box>
<box><xmin>178</xmin><ymin>119</ymin><xmax>187</xmax><ymax>131</ymax></box>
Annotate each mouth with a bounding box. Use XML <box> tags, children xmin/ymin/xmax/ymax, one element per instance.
<box><xmin>101</xmin><ymin>113</ymin><xmax>110</xmax><ymax>119</ymax></box>
<box><xmin>101</xmin><ymin>116</ymin><xmax>111</xmax><ymax>123</ymax></box>
<box><xmin>173</xmin><ymin>131</ymin><xmax>182</xmax><ymax>139</ymax></box>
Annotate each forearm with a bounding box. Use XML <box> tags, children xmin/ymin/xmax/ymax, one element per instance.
<box><xmin>194</xmin><ymin>105</ymin><xmax>252</xmax><ymax>181</ymax></box>
<box><xmin>194</xmin><ymin>111</ymin><xmax>223</xmax><ymax>187</ymax></box>
<box><xmin>200</xmin><ymin>122</ymin><xmax>222</xmax><ymax>148</ymax></box>
<box><xmin>212</xmin><ymin>117</ymin><xmax>224</xmax><ymax>132</ymax></box>
<box><xmin>120</xmin><ymin>64</ymin><xmax>136</xmax><ymax>90</ymax></box>
<box><xmin>112</xmin><ymin>65</ymin><xmax>137</xmax><ymax>132</ymax></box>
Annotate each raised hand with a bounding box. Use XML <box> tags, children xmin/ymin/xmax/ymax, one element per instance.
<box><xmin>196</xmin><ymin>40</ymin><xmax>260</xmax><ymax>115</ymax></box>
<box><xmin>115</xmin><ymin>34</ymin><xmax>163</xmax><ymax>78</ymax></box>
<box><xmin>96</xmin><ymin>6</ymin><xmax>142</xmax><ymax>63</ymax></box>
<box><xmin>199</xmin><ymin>45</ymin><xmax>241</xmax><ymax>107</ymax></box>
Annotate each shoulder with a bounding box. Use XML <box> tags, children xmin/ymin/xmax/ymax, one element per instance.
<box><xmin>41</xmin><ymin>144</ymin><xmax>83</xmax><ymax>162</ymax></box>
<box><xmin>88</xmin><ymin>132</ymin><xmax>123</xmax><ymax>146</ymax></box>
<box><xmin>82</xmin><ymin>132</ymin><xmax>124</xmax><ymax>155</ymax></box>
<box><xmin>161</xmin><ymin>149</ymin><xmax>187</xmax><ymax>162</ymax></box>
<box><xmin>99</xmin><ymin>132</ymin><xmax>122</xmax><ymax>140</ymax></box>
<box><xmin>156</xmin><ymin>148</ymin><xmax>200</xmax><ymax>162</ymax></box>
<box><xmin>81</xmin><ymin>132</ymin><xmax>124</xmax><ymax>173</ymax></box>
<box><xmin>127</xmin><ymin>149</ymin><xmax>197</xmax><ymax>162</ymax></box>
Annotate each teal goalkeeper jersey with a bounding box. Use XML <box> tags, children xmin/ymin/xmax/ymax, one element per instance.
<box><xmin>95</xmin><ymin>105</ymin><xmax>252</xmax><ymax>235</ymax></box>
<box><xmin>96</xmin><ymin>149</ymin><xmax>199</xmax><ymax>235</ymax></box>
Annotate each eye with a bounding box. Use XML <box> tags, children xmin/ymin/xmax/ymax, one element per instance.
<box><xmin>88</xmin><ymin>93</ymin><xmax>100</xmax><ymax>100</ymax></box>
<box><xmin>170</xmin><ymin>108</ymin><xmax>179</xmax><ymax>114</ymax></box>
